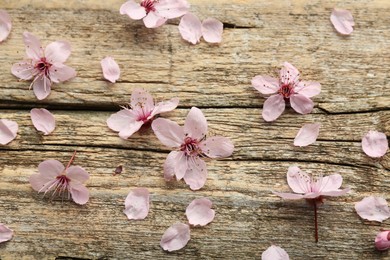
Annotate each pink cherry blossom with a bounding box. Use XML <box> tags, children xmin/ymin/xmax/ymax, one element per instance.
<box><xmin>362</xmin><ymin>130</ymin><xmax>388</xmax><ymax>158</ymax></box>
<box><xmin>262</xmin><ymin>245</ymin><xmax>289</xmax><ymax>260</ymax></box>
<box><xmin>152</xmin><ymin>107</ymin><xmax>234</xmax><ymax>190</ymax></box>
<box><xmin>293</xmin><ymin>123</ymin><xmax>320</xmax><ymax>147</ymax></box>
<box><xmin>355</xmin><ymin>196</ymin><xmax>390</xmax><ymax>222</ymax></box>
<box><xmin>107</xmin><ymin>88</ymin><xmax>179</xmax><ymax>139</ymax></box>
<box><xmin>11</xmin><ymin>32</ymin><xmax>76</xmax><ymax>100</ymax></box>
<box><xmin>185</xmin><ymin>198</ymin><xmax>215</xmax><ymax>226</ymax></box>
<box><xmin>0</xmin><ymin>10</ymin><xmax>11</xmax><ymax>42</ymax></box>
<box><xmin>330</xmin><ymin>8</ymin><xmax>354</xmax><ymax>35</ymax></box>
<box><xmin>178</xmin><ymin>13</ymin><xmax>223</xmax><ymax>44</ymax></box>
<box><xmin>101</xmin><ymin>56</ymin><xmax>120</xmax><ymax>83</ymax></box>
<box><xmin>0</xmin><ymin>224</ymin><xmax>13</xmax><ymax>243</ymax></box>
<box><xmin>160</xmin><ymin>223</ymin><xmax>190</xmax><ymax>252</ymax></box>
<box><xmin>252</xmin><ymin>62</ymin><xmax>321</xmax><ymax>121</ymax></box>
<box><xmin>30</xmin><ymin>108</ymin><xmax>56</xmax><ymax>135</ymax></box>
<box><xmin>375</xmin><ymin>230</ymin><xmax>390</xmax><ymax>251</ymax></box>
<box><xmin>120</xmin><ymin>0</ymin><xmax>190</xmax><ymax>28</ymax></box>
<box><xmin>29</xmin><ymin>151</ymin><xmax>90</xmax><ymax>205</ymax></box>
<box><xmin>124</xmin><ymin>188</ymin><xmax>150</xmax><ymax>220</ymax></box>
<box><xmin>0</xmin><ymin>119</ymin><xmax>18</xmax><ymax>145</ymax></box>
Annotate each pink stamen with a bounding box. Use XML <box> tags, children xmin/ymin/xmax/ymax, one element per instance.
<box><xmin>141</xmin><ymin>0</ymin><xmax>156</xmax><ymax>13</ymax></box>
<box><xmin>181</xmin><ymin>137</ymin><xmax>201</xmax><ymax>157</ymax></box>
<box><xmin>278</xmin><ymin>83</ymin><xmax>294</xmax><ymax>98</ymax></box>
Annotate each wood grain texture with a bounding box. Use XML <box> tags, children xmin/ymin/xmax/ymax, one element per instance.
<box><xmin>0</xmin><ymin>0</ymin><xmax>389</xmax><ymax>259</ymax></box>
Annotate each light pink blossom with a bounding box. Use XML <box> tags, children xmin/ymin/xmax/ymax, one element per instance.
<box><xmin>29</xmin><ymin>151</ymin><xmax>90</xmax><ymax>205</ymax></box>
<box><xmin>330</xmin><ymin>8</ymin><xmax>354</xmax><ymax>35</ymax></box>
<box><xmin>120</xmin><ymin>0</ymin><xmax>190</xmax><ymax>28</ymax></box>
<box><xmin>362</xmin><ymin>130</ymin><xmax>388</xmax><ymax>158</ymax></box>
<box><xmin>376</xmin><ymin>230</ymin><xmax>390</xmax><ymax>251</ymax></box>
<box><xmin>0</xmin><ymin>224</ymin><xmax>13</xmax><ymax>243</ymax></box>
<box><xmin>185</xmin><ymin>198</ymin><xmax>215</xmax><ymax>226</ymax></box>
<box><xmin>30</xmin><ymin>108</ymin><xmax>56</xmax><ymax>135</ymax></box>
<box><xmin>355</xmin><ymin>196</ymin><xmax>390</xmax><ymax>222</ymax></box>
<box><xmin>0</xmin><ymin>10</ymin><xmax>11</xmax><ymax>42</ymax></box>
<box><xmin>262</xmin><ymin>245</ymin><xmax>289</xmax><ymax>260</ymax></box>
<box><xmin>107</xmin><ymin>88</ymin><xmax>179</xmax><ymax>139</ymax></box>
<box><xmin>101</xmin><ymin>56</ymin><xmax>120</xmax><ymax>83</ymax></box>
<box><xmin>294</xmin><ymin>123</ymin><xmax>320</xmax><ymax>147</ymax></box>
<box><xmin>160</xmin><ymin>223</ymin><xmax>190</xmax><ymax>252</ymax></box>
<box><xmin>124</xmin><ymin>188</ymin><xmax>150</xmax><ymax>220</ymax></box>
<box><xmin>0</xmin><ymin>119</ymin><xmax>18</xmax><ymax>145</ymax></box>
<box><xmin>252</xmin><ymin>62</ymin><xmax>321</xmax><ymax>121</ymax></box>
<box><xmin>152</xmin><ymin>107</ymin><xmax>234</xmax><ymax>190</ymax></box>
<box><xmin>178</xmin><ymin>13</ymin><xmax>223</xmax><ymax>44</ymax></box>
<box><xmin>11</xmin><ymin>32</ymin><xmax>76</xmax><ymax>100</ymax></box>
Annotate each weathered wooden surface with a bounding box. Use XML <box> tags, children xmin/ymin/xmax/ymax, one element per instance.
<box><xmin>0</xmin><ymin>0</ymin><xmax>389</xmax><ymax>259</ymax></box>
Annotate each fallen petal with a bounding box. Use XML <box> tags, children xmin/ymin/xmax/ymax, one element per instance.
<box><xmin>0</xmin><ymin>224</ymin><xmax>13</xmax><ymax>243</ymax></box>
<box><xmin>0</xmin><ymin>10</ymin><xmax>12</xmax><ymax>42</ymax></box>
<box><xmin>201</xmin><ymin>18</ymin><xmax>223</xmax><ymax>43</ymax></box>
<box><xmin>293</xmin><ymin>123</ymin><xmax>320</xmax><ymax>147</ymax></box>
<box><xmin>123</xmin><ymin>188</ymin><xmax>150</xmax><ymax>220</ymax></box>
<box><xmin>160</xmin><ymin>223</ymin><xmax>190</xmax><ymax>252</ymax></box>
<box><xmin>30</xmin><ymin>108</ymin><xmax>56</xmax><ymax>135</ymax></box>
<box><xmin>355</xmin><ymin>196</ymin><xmax>390</xmax><ymax>222</ymax></box>
<box><xmin>262</xmin><ymin>245</ymin><xmax>290</xmax><ymax>260</ymax></box>
<box><xmin>330</xmin><ymin>8</ymin><xmax>354</xmax><ymax>35</ymax></box>
<box><xmin>101</xmin><ymin>56</ymin><xmax>120</xmax><ymax>83</ymax></box>
<box><xmin>362</xmin><ymin>130</ymin><xmax>388</xmax><ymax>158</ymax></box>
<box><xmin>375</xmin><ymin>230</ymin><xmax>390</xmax><ymax>251</ymax></box>
<box><xmin>185</xmin><ymin>198</ymin><xmax>215</xmax><ymax>226</ymax></box>
<box><xmin>0</xmin><ymin>119</ymin><xmax>18</xmax><ymax>145</ymax></box>
<box><xmin>178</xmin><ymin>13</ymin><xmax>202</xmax><ymax>45</ymax></box>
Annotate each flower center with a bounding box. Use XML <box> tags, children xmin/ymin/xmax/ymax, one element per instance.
<box><xmin>35</xmin><ymin>57</ymin><xmax>52</xmax><ymax>76</ymax></box>
<box><xmin>181</xmin><ymin>137</ymin><xmax>201</xmax><ymax>157</ymax></box>
<box><xmin>278</xmin><ymin>83</ymin><xmax>294</xmax><ymax>99</ymax></box>
<box><xmin>56</xmin><ymin>174</ymin><xmax>70</xmax><ymax>186</ymax></box>
<box><xmin>135</xmin><ymin>103</ymin><xmax>152</xmax><ymax>122</ymax></box>
<box><xmin>141</xmin><ymin>0</ymin><xmax>156</xmax><ymax>13</ymax></box>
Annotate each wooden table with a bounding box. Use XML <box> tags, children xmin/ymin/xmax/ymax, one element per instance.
<box><xmin>0</xmin><ymin>0</ymin><xmax>389</xmax><ymax>259</ymax></box>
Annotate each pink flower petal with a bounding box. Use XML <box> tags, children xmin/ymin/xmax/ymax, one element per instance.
<box><xmin>66</xmin><ymin>166</ymin><xmax>90</xmax><ymax>183</ymax></box>
<box><xmin>130</xmin><ymin>88</ymin><xmax>154</xmax><ymax>111</ymax></box>
<box><xmin>185</xmin><ymin>198</ymin><xmax>215</xmax><ymax>226</ymax></box>
<box><xmin>152</xmin><ymin>118</ymin><xmax>184</xmax><ymax>148</ymax></box>
<box><xmin>0</xmin><ymin>224</ymin><xmax>13</xmax><ymax>243</ymax></box>
<box><xmin>262</xmin><ymin>94</ymin><xmax>285</xmax><ymax>122</ymax></box>
<box><xmin>32</xmin><ymin>75</ymin><xmax>51</xmax><ymax>100</ymax></box>
<box><xmin>30</xmin><ymin>108</ymin><xmax>56</xmax><ymax>135</ymax></box>
<box><xmin>320</xmin><ymin>188</ymin><xmax>350</xmax><ymax>197</ymax></box>
<box><xmin>201</xmin><ymin>18</ymin><xmax>223</xmax><ymax>43</ymax></box>
<box><xmin>355</xmin><ymin>196</ymin><xmax>390</xmax><ymax>222</ymax></box>
<box><xmin>119</xmin><ymin>0</ymin><xmax>146</xmax><ymax>20</ymax></box>
<box><xmin>70</xmin><ymin>183</ymin><xmax>89</xmax><ymax>205</ymax></box>
<box><xmin>164</xmin><ymin>151</ymin><xmax>187</xmax><ymax>181</ymax></box>
<box><xmin>49</xmin><ymin>64</ymin><xmax>76</xmax><ymax>83</ymax></box>
<box><xmin>150</xmin><ymin>97</ymin><xmax>179</xmax><ymax>118</ymax></box>
<box><xmin>200</xmin><ymin>136</ymin><xmax>234</xmax><ymax>158</ymax></box>
<box><xmin>143</xmin><ymin>12</ymin><xmax>167</xmax><ymax>28</ymax></box>
<box><xmin>0</xmin><ymin>119</ymin><xmax>18</xmax><ymax>145</ymax></box>
<box><xmin>295</xmin><ymin>81</ymin><xmax>321</xmax><ymax>98</ymax></box>
<box><xmin>0</xmin><ymin>10</ymin><xmax>12</xmax><ymax>42</ymax></box>
<box><xmin>101</xmin><ymin>56</ymin><xmax>120</xmax><ymax>83</ymax></box>
<box><xmin>184</xmin><ymin>107</ymin><xmax>207</xmax><ymax>140</ymax></box>
<box><xmin>45</xmin><ymin>40</ymin><xmax>71</xmax><ymax>64</ymax></box>
<box><xmin>290</xmin><ymin>93</ymin><xmax>314</xmax><ymax>114</ymax></box>
<box><xmin>160</xmin><ymin>223</ymin><xmax>190</xmax><ymax>252</ymax></box>
<box><xmin>330</xmin><ymin>8</ymin><xmax>354</xmax><ymax>35</ymax></box>
<box><xmin>11</xmin><ymin>61</ymin><xmax>36</xmax><ymax>80</ymax></box>
<box><xmin>124</xmin><ymin>188</ymin><xmax>150</xmax><ymax>220</ymax></box>
<box><xmin>293</xmin><ymin>123</ymin><xmax>320</xmax><ymax>147</ymax></box>
<box><xmin>286</xmin><ymin>166</ymin><xmax>311</xmax><ymax>194</ymax></box>
<box><xmin>178</xmin><ymin>13</ymin><xmax>202</xmax><ymax>45</ymax></box>
<box><xmin>156</xmin><ymin>0</ymin><xmax>190</xmax><ymax>19</ymax></box>
<box><xmin>280</xmin><ymin>62</ymin><xmax>300</xmax><ymax>85</ymax></box>
<box><xmin>362</xmin><ymin>130</ymin><xmax>389</xmax><ymax>158</ymax></box>
<box><xmin>375</xmin><ymin>230</ymin><xmax>390</xmax><ymax>251</ymax></box>
<box><xmin>119</xmin><ymin>120</ymin><xmax>144</xmax><ymax>139</ymax></box>
<box><xmin>272</xmin><ymin>191</ymin><xmax>304</xmax><ymax>200</ymax></box>
<box><xmin>23</xmin><ymin>32</ymin><xmax>42</xmax><ymax>60</ymax></box>
<box><xmin>319</xmin><ymin>174</ymin><xmax>343</xmax><ymax>192</ymax></box>
<box><xmin>107</xmin><ymin>109</ymin><xmax>137</xmax><ymax>132</ymax></box>
<box><xmin>252</xmin><ymin>76</ymin><xmax>279</xmax><ymax>95</ymax></box>
<box><xmin>30</xmin><ymin>159</ymin><xmax>64</xmax><ymax>191</ymax></box>
<box><xmin>262</xmin><ymin>245</ymin><xmax>290</xmax><ymax>260</ymax></box>
<box><xmin>183</xmin><ymin>157</ymin><xmax>207</xmax><ymax>190</ymax></box>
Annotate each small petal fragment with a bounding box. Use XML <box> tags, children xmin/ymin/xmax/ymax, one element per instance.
<box><xmin>355</xmin><ymin>196</ymin><xmax>390</xmax><ymax>222</ymax></box>
<box><xmin>375</xmin><ymin>230</ymin><xmax>390</xmax><ymax>251</ymax></box>
<box><xmin>30</xmin><ymin>108</ymin><xmax>56</xmax><ymax>135</ymax></box>
<box><xmin>293</xmin><ymin>123</ymin><xmax>320</xmax><ymax>147</ymax></box>
<box><xmin>262</xmin><ymin>245</ymin><xmax>290</xmax><ymax>260</ymax></box>
<box><xmin>185</xmin><ymin>198</ymin><xmax>215</xmax><ymax>226</ymax></box>
<box><xmin>362</xmin><ymin>130</ymin><xmax>389</xmax><ymax>158</ymax></box>
<box><xmin>201</xmin><ymin>18</ymin><xmax>223</xmax><ymax>43</ymax></box>
<box><xmin>0</xmin><ymin>119</ymin><xmax>18</xmax><ymax>145</ymax></box>
<box><xmin>160</xmin><ymin>223</ymin><xmax>190</xmax><ymax>252</ymax></box>
<box><xmin>0</xmin><ymin>10</ymin><xmax>12</xmax><ymax>42</ymax></box>
<box><xmin>0</xmin><ymin>224</ymin><xmax>13</xmax><ymax>243</ymax></box>
<box><xmin>124</xmin><ymin>188</ymin><xmax>150</xmax><ymax>220</ymax></box>
<box><xmin>179</xmin><ymin>13</ymin><xmax>202</xmax><ymax>44</ymax></box>
<box><xmin>101</xmin><ymin>56</ymin><xmax>120</xmax><ymax>83</ymax></box>
<box><xmin>330</xmin><ymin>8</ymin><xmax>354</xmax><ymax>35</ymax></box>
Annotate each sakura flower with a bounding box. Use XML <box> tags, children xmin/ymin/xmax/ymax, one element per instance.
<box><xmin>0</xmin><ymin>10</ymin><xmax>11</xmax><ymax>42</ymax></box>
<box><xmin>0</xmin><ymin>119</ymin><xmax>18</xmax><ymax>145</ymax></box>
<box><xmin>262</xmin><ymin>245</ymin><xmax>289</xmax><ymax>260</ymax></box>
<box><xmin>252</xmin><ymin>62</ymin><xmax>321</xmax><ymax>121</ymax></box>
<box><xmin>0</xmin><ymin>224</ymin><xmax>13</xmax><ymax>243</ymax></box>
<box><xmin>355</xmin><ymin>196</ymin><xmax>390</xmax><ymax>222</ymax></box>
<box><xmin>330</xmin><ymin>8</ymin><xmax>354</xmax><ymax>35</ymax></box>
<box><xmin>11</xmin><ymin>32</ymin><xmax>76</xmax><ymax>100</ymax></box>
<box><xmin>185</xmin><ymin>198</ymin><xmax>215</xmax><ymax>226</ymax></box>
<box><xmin>30</xmin><ymin>108</ymin><xmax>56</xmax><ymax>135</ymax></box>
<box><xmin>273</xmin><ymin>166</ymin><xmax>350</xmax><ymax>242</ymax></box>
<box><xmin>293</xmin><ymin>123</ymin><xmax>320</xmax><ymax>147</ymax></box>
<box><xmin>107</xmin><ymin>88</ymin><xmax>179</xmax><ymax>139</ymax></box>
<box><xmin>101</xmin><ymin>56</ymin><xmax>120</xmax><ymax>83</ymax></box>
<box><xmin>120</xmin><ymin>0</ymin><xmax>190</xmax><ymax>28</ymax></box>
<box><xmin>29</xmin><ymin>151</ymin><xmax>90</xmax><ymax>205</ymax></box>
<box><xmin>124</xmin><ymin>188</ymin><xmax>150</xmax><ymax>220</ymax></box>
<box><xmin>178</xmin><ymin>13</ymin><xmax>223</xmax><ymax>44</ymax></box>
<box><xmin>160</xmin><ymin>223</ymin><xmax>190</xmax><ymax>252</ymax></box>
<box><xmin>152</xmin><ymin>107</ymin><xmax>234</xmax><ymax>190</ymax></box>
<box><xmin>375</xmin><ymin>230</ymin><xmax>390</xmax><ymax>251</ymax></box>
<box><xmin>362</xmin><ymin>130</ymin><xmax>388</xmax><ymax>158</ymax></box>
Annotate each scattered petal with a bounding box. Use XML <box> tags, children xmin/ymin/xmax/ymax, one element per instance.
<box><xmin>375</xmin><ymin>230</ymin><xmax>390</xmax><ymax>251</ymax></box>
<box><xmin>30</xmin><ymin>108</ymin><xmax>56</xmax><ymax>135</ymax></box>
<box><xmin>101</xmin><ymin>56</ymin><xmax>120</xmax><ymax>83</ymax></box>
<box><xmin>262</xmin><ymin>245</ymin><xmax>290</xmax><ymax>260</ymax></box>
<box><xmin>0</xmin><ymin>10</ymin><xmax>12</xmax><ymax>42</ymax></box>
<box><xmin>0</xmin><ymin>224</ymin><xmax>13</xmax><ymax>243</ymax></box>
<box><xmin>160</xmin><ymin>223</ymin><xmax>190</xmax><ymax>252</ymax></box>
<box><xmin>201</xmin><ymin>18</ymin><xmax>223</xmax><ymax>43</ymax></box>
<box><xmin>330</xmin><ymin>8</ymin><xmax>354</xmax><ymax>35</ymax></box>
<box><xmin>362</xmin><ymin>130</ymin><xmax>389</xmax><ymax>158</ymax></box>
<box><xmin>355</xmin><ymin>196</ymin><xmax>390</xmax><ymax>222</ymax></box>
<box><xmin>124</xmin><ymin>188</ymin><xmax>150</xmax><ymax>220</ymax></box>
<box><xmin>293</xmin><ymin>123</ymin><xmax>320</xmax><ymax>147</ymax></box>
<box><xmin>185</xmin><ymin>198</ymin><xmax>215</xmax><ymax>226</ymax></box>
<box><xmin>179</xmin><ymin>13</ymin><xmax>202</xmax><ymax>44</ymax></box>
<box><xmin>0</xmin><ymin>119</ymin><xmax>18</xmax><ymax>145</ymax></box>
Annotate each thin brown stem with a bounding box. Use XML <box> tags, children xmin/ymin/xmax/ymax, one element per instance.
<box><xmin>314</xmin><ymin>202</ymin><xmax>318</xmax><ymax>243</ymax></box>
<box><xmin>66</xmin><ymin>151</ymin><xmax>77</xmax><ymax>169</ymax></box>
